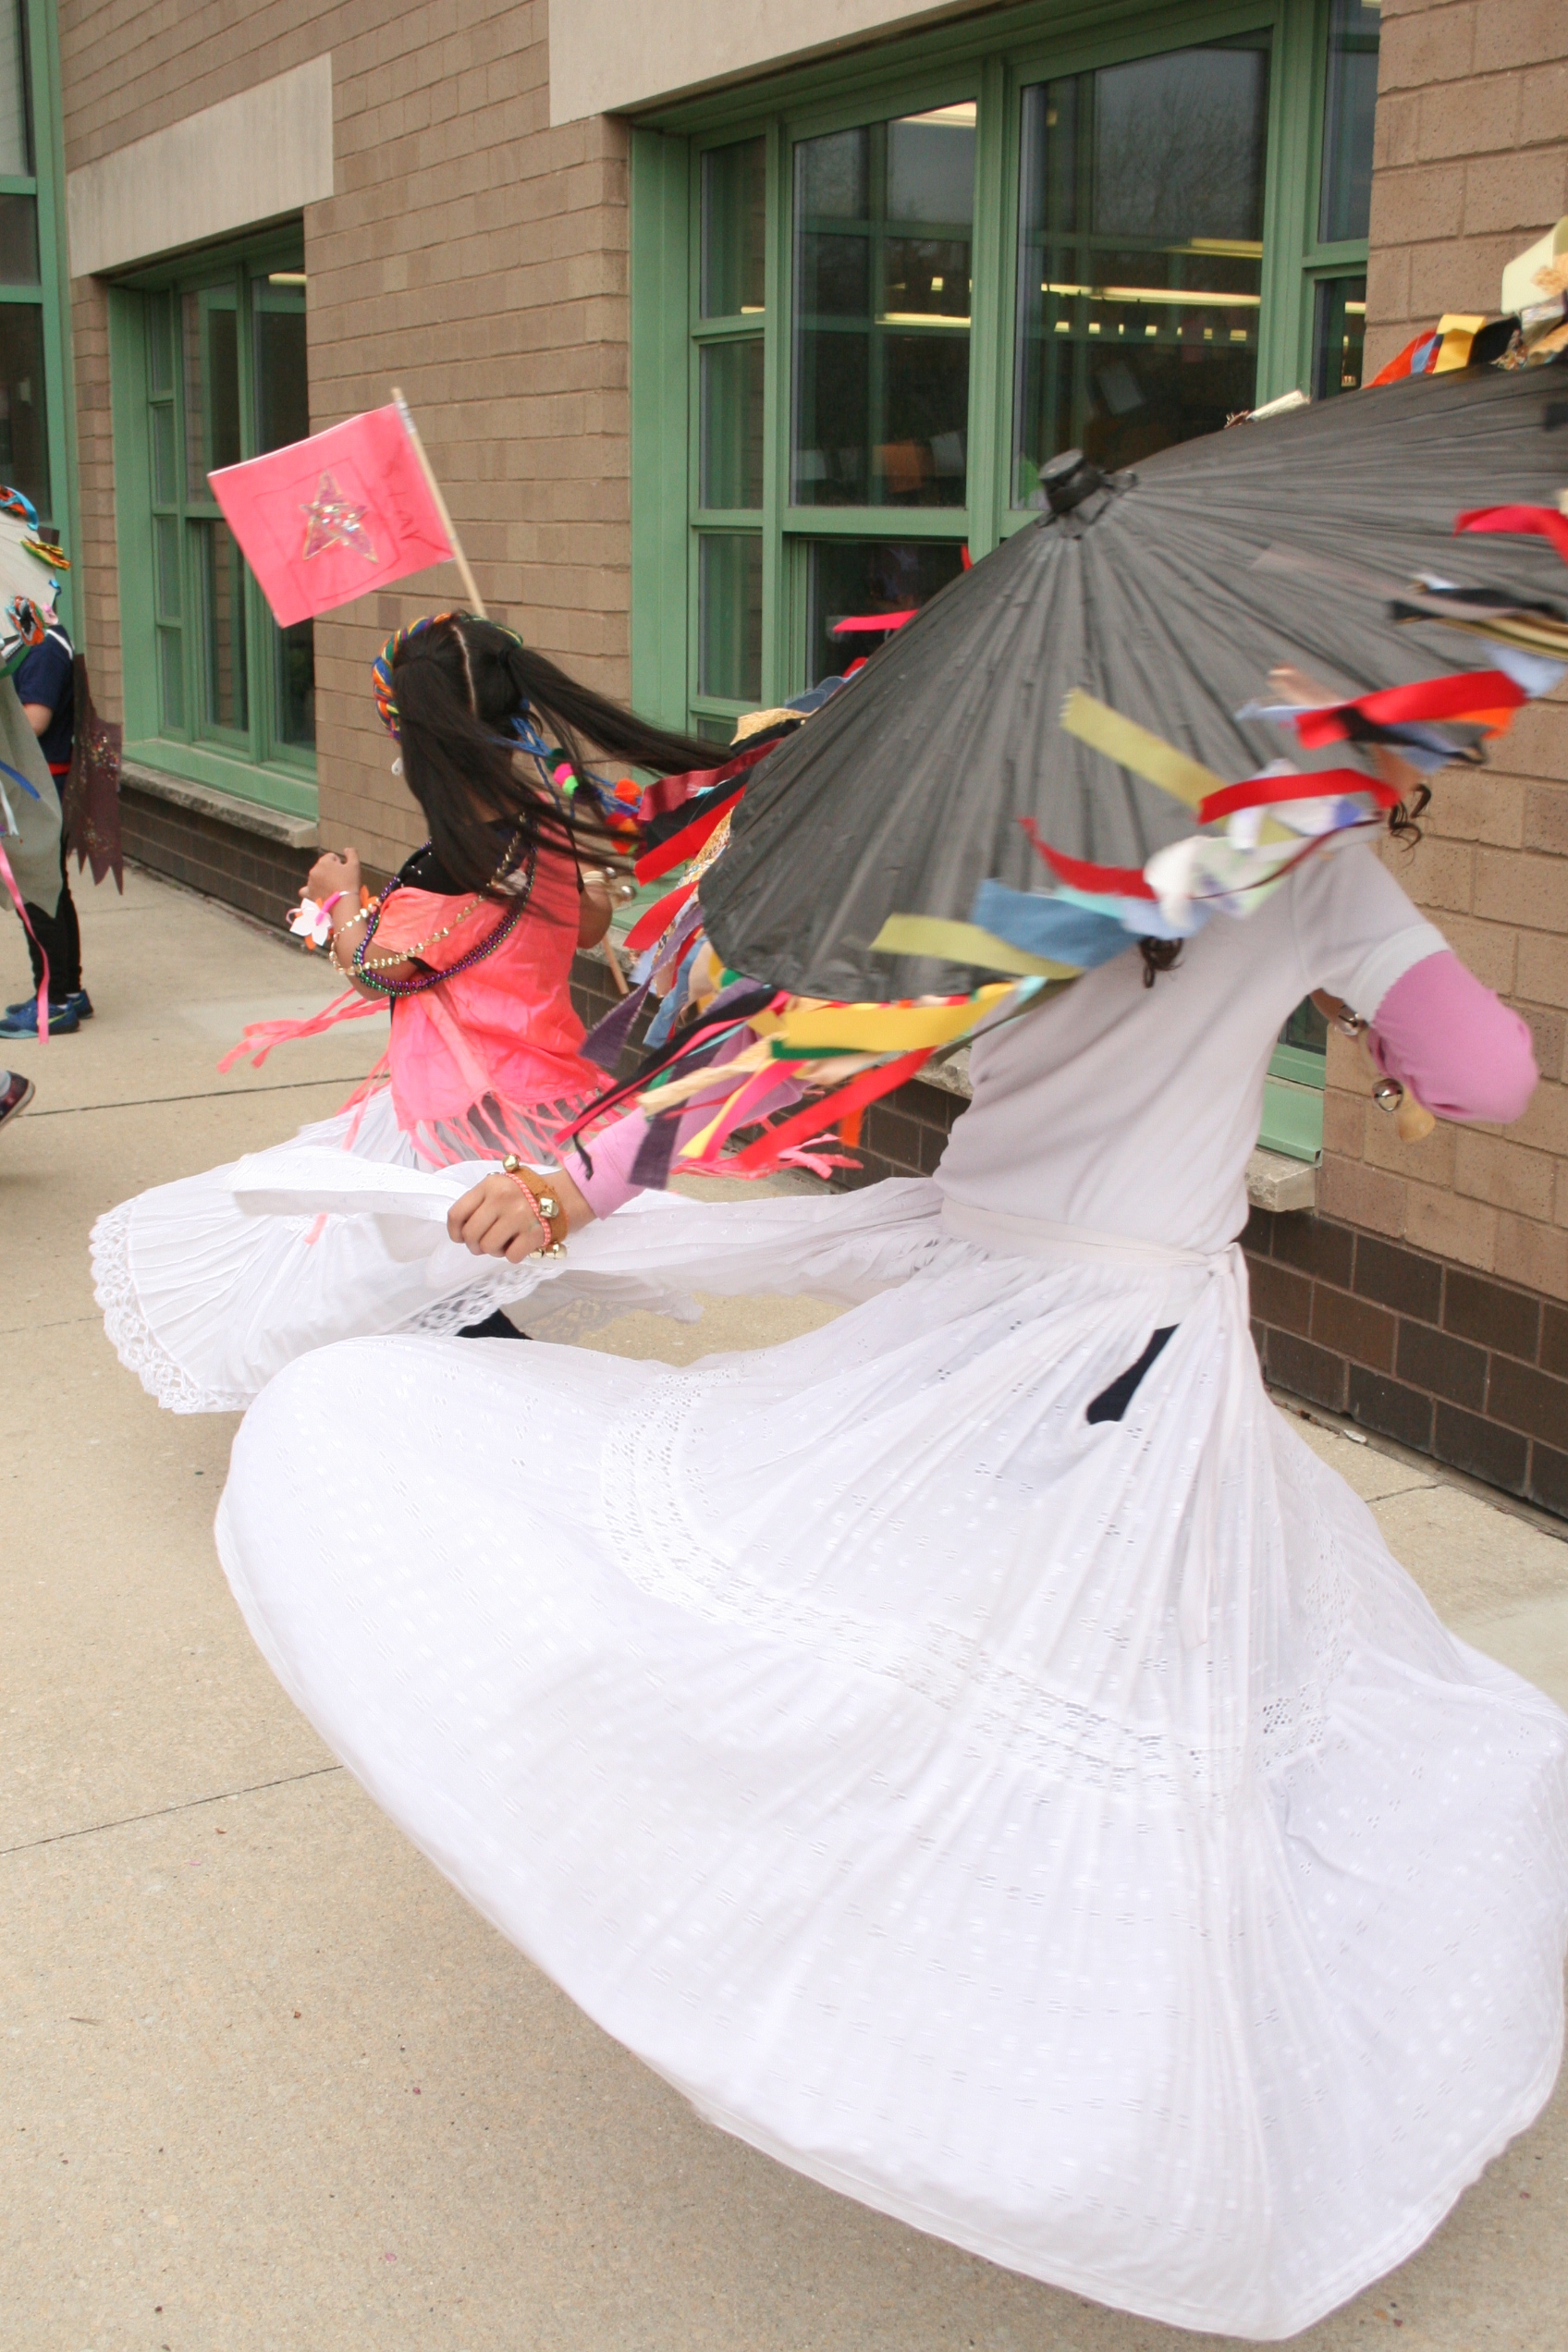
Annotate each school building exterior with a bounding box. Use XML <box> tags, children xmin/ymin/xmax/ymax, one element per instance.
<box><xmin>12</xmin><ymin>0</ymin><xmax>1568</xmax><ymax>1506</ymax></box>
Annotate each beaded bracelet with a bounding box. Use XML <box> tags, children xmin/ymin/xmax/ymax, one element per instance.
<box><xmin>501</xmin><ymin>1155</ymin><xmax>567</xmax><ymax>1259</ymax></box>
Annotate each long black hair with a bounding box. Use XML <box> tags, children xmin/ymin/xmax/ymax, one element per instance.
<box><xmin>392</xmin><ymin>616</ymin><xmax>717</xmax><ymax>899</ymax></box>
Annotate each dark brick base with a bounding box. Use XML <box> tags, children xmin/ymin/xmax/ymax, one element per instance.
<box><xmin>120</xmin><ymin>779</ymin><xmax>315</xmax><ymax>930</ymax></box>
<box><xmin>1245</xmin><ymin>1207</ymin><xmax>1568</xmax><ymax>1520</ymax></box>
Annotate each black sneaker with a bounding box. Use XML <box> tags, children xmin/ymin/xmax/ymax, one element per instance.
<box><xmin>0</xmin><ymin>1068</ymin><xmax>34</xmax><ymax>1133</ymax></box>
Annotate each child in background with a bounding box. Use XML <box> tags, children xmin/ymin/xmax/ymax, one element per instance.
<box><xmin>0</xmin><ymin>588</ymin><xmax>88</xmax><ymax>1038</ymax></box>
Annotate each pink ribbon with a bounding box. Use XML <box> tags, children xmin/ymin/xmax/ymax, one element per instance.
<box><xmin>217</xmin><ymin>986</ymin><xmax>386</xmax><ymax>1074</ymax></box>
<box><xmin>0</xmin><ymin>835</ymin><xmax>47</xmax><ymax>1037</ymax></box>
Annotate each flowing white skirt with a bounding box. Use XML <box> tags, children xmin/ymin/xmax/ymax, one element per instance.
<box><xmin>214</xmin><ymin>1178</ymin><xmax>1568</xmax><ymax>2338</ymax></box>
<box><xmin>90</xmin><ymin>1091</ymin><xmax>694</xmax><ymax>1413</ymax></box>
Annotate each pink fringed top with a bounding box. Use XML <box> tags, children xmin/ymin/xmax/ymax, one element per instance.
<box><xmin>364</xmin><ymin>841</ymin><xmax>609</xmax><ymax>1165</ymax></box>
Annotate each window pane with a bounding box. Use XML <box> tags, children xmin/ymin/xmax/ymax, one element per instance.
<box><xmin>253</xmin><ymin>272</ymin><xmax>310</xmax><ymax>451</ymax></box>
<box><xmin>0</xmin><ymin>300</ymin><xmax>48</xmax><ymax>513</ymax></box>
<box><xmin>273</xmin><ymin>618</ymin><xmax>315</xmax><ymax>750</ymax></box>
<box><xmin>1319</xmin><ymin>0</ymin><xmax>1380</xmax><ymax>246</ymax></box>
<box><xmin>0</xmin><ymin>192</ymin><xmax>38</xmax><ymax>283</ymax></box>
<box><xmin>803</xmin><ymin>536</ymin><xmax>965</xmax><ymax>689</ymax></box>
<box><xmin>194</xmin><ymin>517</ymin><xmax>249</xmax><ymax>732</ymax></box>
<box><xmin>151</xmin><ymin>401</ymin><xmax>178</xmax><ymax>505</ymax></box>
<box><xmin>1312</xmin><ymin>274</ymin><xmax>1366</xmax><ymax>398</ymax></box>
<box><xmin>0</xmin><ymin>0</ymin><xmax>31</xmax><ymax>177</ymax></box>
<box><xmin>698</xmin><ymin>533</ymin><xmax>763</xmax><ymax>702</ymax></box>
<box><xmin>147</xmin><ymin>291</ymin><xmax>174</xmax><ymax>397</ymax></box>
<box><xmin>153</xmin><ymin>512</ymin><xmax>180</xmax><ymax>619</ymax></box>
<box><xmin>793</xmin><ymin>104</ymin><xmax>975</xmax><ymax>509</ymax></box>
<box><xmin>158</xmin><ymin>628</ymin><xmax>185</xmax><ymax>732</ymax></box>
<box><xmin>1013</xmin><ymin>47</ymin><xmax>1269</xmax><ymax>502</ymax></box>
<box><xmin>1281</xmin><ymin>997</ymin><xmax>1329</xmax><ymax>1056</ymax></box>
<box><xmin>700</xmin><ymin>337</ymin><xmax>765</xmax><ymax>508</ymax></box>
<box><xmin>701</xmin><ymin>139</ymin><xmax>766</xmax><ymax>318</ymax></box>
<box><xmin>184</xmin><ymin>287</ymin><xmax>241</xmax><ymax>499</ymax></box>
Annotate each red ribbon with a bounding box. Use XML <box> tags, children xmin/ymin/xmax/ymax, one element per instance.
<box><xmin>1454</xmin><ymin>504</ymin><xmax>1568</xmax><ymax>569</ymax></box>
<box><xmin>1292</xmin><ymin>668</ymin><xmax>1525</xmax><ymax>748</ymax></box>
<box><xmin>1197</xmin><ymin>768</ymin><xmax>1401</xmax><ymax>824</ymax></box>
<box><xmin>622</xmin><ymin>877</ymin><xmax>697</xmax><ymax>957</ymax></box>
<box><xmin>637</xmin><ymin>740</ymin><xmax>775</xmax><ymax>823</ymax></box>
<box><xmin>1022</xmin><ymin>819</ymin><xmax>1156</xmax><ymax>900</ymax></box>
<box><xmin>722</xmin><ymin>1050</ymin><xmax>932</xmax><ymax>1177</ymax></box>
<box><xmin>635</xmin><ymin>794</ymin><xmax>736</xmax><ymax>883</ymax></box>
<box><xmin>831</xmin><ymin>609</ymin><xmax>916</xmax><ymax>637</ymax></box>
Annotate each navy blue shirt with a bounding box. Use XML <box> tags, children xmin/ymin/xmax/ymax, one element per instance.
<box><xmin>15</xmin><ymin>626</ymin><xmax>74</xmax><ymax>771</ymax></box>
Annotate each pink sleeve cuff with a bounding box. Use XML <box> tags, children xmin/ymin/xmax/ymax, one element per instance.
<box><xmin>1369</xmin><ymin>949</ymin><xmax>1537</xmax><ymax>1125</ymax></box>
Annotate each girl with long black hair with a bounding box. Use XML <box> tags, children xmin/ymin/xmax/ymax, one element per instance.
<box><xmin>91</xmin><ymin>612</ymin><xmax>716</xmax><ymax>1412</ymax></box>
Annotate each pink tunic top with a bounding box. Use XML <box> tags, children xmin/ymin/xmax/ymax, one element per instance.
<box><xmin>365</xmin><ymin>841</ymin><xmax>608</xmax><ymax>1166</ymax></box>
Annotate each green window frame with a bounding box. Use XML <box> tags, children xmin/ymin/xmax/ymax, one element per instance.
<box><xmin>0</xmin><ymin>0</ymin><xmax>78</xmax><ymax>604</ymax></box>
<box><xmin>108</xmin><ymin>229</ymin><xmax>316</xmax><ymax>818</ymax></box>
<box><xmin>631</xmin><ymin>0</ymin><xmax>1377</xmax><ymax>1154</ymax></box>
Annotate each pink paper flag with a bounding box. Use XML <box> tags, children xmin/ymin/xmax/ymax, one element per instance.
<box><xmin>208</xmin><ymin>405</ymin><xmax>454</xmax><ymax>627</ymax></box>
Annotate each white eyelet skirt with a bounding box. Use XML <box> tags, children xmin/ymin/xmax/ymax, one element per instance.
<box><xmin>214</xmin><ymin>1176</ymin><xmax>1568</xmax><ymax>2339</ymax></box>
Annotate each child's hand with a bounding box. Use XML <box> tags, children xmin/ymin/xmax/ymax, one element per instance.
<box><xmin>447</xmin><ymin>1164</ymin><xmax>591</xmax><ymax>1258</ymax></box>
<box><xmin>305</xmin><ymin>848</ymin><xmax>362</xmax><ymax>909</ymax></box>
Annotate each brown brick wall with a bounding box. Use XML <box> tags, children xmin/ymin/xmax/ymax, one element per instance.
<box><xmin>61</xmin><ymin>0</ymin><xmax>634</xmax><ymax>884</ymax></box>
<box><xmin>1339</xmin><ymin>0</ymin><xmax>1568</xmax><ymax>1345</ymax></box>
<box><xmin>1245</xmin><ymin>1204</ymin><xmax>1568</xmax><ymax>1516</ymax></box>
<box><xmin>119</xmin><ymin>784</ymin><xmax>314</xmax><ymax>928</ymax></box>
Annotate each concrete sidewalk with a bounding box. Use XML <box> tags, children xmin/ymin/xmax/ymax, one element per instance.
<box><xmin>4</xmin><ymin>866</ymin><xmax>1567</xmax><ymax>2352</ymax></box>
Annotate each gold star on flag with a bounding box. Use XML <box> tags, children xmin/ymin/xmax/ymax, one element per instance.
<box><xmin>300</xmin><ymin>472</ymin><xmax>378</xmax><ymax>563</ymax></box>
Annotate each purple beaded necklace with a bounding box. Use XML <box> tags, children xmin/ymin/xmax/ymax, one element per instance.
<box><xmin>351</xmin><ymin>831</ymin><xmax>538</xmax><ymax>998</ymax></box>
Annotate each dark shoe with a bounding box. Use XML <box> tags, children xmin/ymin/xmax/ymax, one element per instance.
<box><xmin>457</xmin><ymin>1309</ymin><xmax>531</xmax><ymax>1340</ymax></box>
<box><xmin>0</xmin><ymin>997</ymin><xmax>80</xmax><ymax>1037</ymax></box>
<box><xmin>0</xmin><ymin>1068</ymin><xmax>33</xmax><ymax>1133</ymax></box>
<box><xmin>6</xmin><ymin>987</ymin><xmax>90</xmax><ymax>1022</ymax></box>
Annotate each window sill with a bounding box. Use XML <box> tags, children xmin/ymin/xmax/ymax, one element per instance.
<box><xmin>1246</xmin><ymin>1148</ymin><xmax>1317</xmax><ymax>1214</ymax></box>
<box><xmin>121</xmin><ymin>758</ymin><xmax>320</xmax><ymax>851</ymax></box>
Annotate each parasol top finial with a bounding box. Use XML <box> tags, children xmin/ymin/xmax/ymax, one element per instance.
<box><xmin>1039</xmin><ymin>449</ymin><xmax>1109</xmax><ymax>517</ymax></box>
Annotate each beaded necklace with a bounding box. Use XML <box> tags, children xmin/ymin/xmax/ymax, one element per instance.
<box><xmin>349</xmin><ymin>829</ymin><xmax>538</xmax><ymax>998</ymax></box>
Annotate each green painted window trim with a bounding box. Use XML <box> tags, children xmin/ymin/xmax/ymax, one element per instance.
<box><xmin>107</xmin><ymin>227</ymin><xmax>316</xmax><ymax>819</ymax></box>
<box><xmin>3</xmin><ymin>0</ymin><xmax>80</xmax><ymax>634</ymax></box>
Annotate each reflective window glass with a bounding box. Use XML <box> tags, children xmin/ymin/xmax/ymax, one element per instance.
<box><xmin>1313</xmin><ymin>274</ymin><xmax>1366</xmax><ymax>398</ymax></box>
<box><xmin>802</xmin><ymin>537</ymin><xmax>965</xmax><ymax>689</ymax></box>
<box><xmin>0</xmin><ymin>300</ymin><xmax>48</xmax><ymax>513</ymax></box>
<box><xmin>1012</xmin><ymin>42</ymin><xmax>1269</xmax><ymax>504</ymax></box>
<box><xmin>0</xmin><ymin>0</ymin><xmax>31</xmax><ymax>176</ymax></box>
<box><xmin>702</xmin><ymin>139</ymin><xmax>766</xmax><ymax>317</ymax></box>
<box><xmin>792</xmin><ymin>104</ymin><xmax>975</xmax><ymax>508</ymax></box>
<box><xmin>1319</xmin><ymin>0</ymin><xmax>1380</xmax><ymax>246</ymax></box>
<box><xmin>0</xmin><ymin>192</ymin><xmax>38</xmax><ymax>284</ymax></box>
<box><xmin>253</xmin><ymin>273</ymin><xmax>310</xmax><ymax>451</ymax></box>
<box><xmin>184</xmin><ymin>286</ymin><xmax>242</xmax><ymax>499</ymax></box>
<box><xmin>699</xmin><ymin>533</ymin><xmax>763</xmax><ymax>702</ymax></box>
<box><xmin>700</xmin><ymin>337</ymin><xmax>765</xmax><ymax>509</ymax></box>
<box><xmin>195</xmin><ymin>516</ymin><xmax>249</xmax><ymax>733</ymax></box>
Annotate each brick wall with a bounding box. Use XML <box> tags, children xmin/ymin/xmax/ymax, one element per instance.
<box><xmin>1351</xmin><ymin>3</ymin><xmax>1568</xmax><ymax>1306</ymax></box>
<box><xmin>60</xmin><ymin>0</ymin><xmax>634</xmax><ymax>885</ymax></box>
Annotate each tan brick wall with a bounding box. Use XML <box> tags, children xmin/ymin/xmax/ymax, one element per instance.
<box><xmin>59</xmin><ymin>0</ymin><xmax>634</xmax><ymax>879</ymax></box>
<box><xmin>1332</xmin><ymin>0</ymin><xmax>1568</xmax><ymax>1300</ymax></box>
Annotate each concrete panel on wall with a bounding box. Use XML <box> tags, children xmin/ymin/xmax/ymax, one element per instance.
<box><xmin>547</xmin><ymin>0</ymin><xmax>991</xmax><ymax>124</ymax></box>
<box><xmin>67</xmin><ymin>55</ymin><xmax>335</xmax><ymax>279</ymax></box>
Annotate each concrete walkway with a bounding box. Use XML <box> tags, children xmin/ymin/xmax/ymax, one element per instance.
<box><xmin>5</xmin><ymin>866</ymin><xmax>1567</xmax><ymax>2352</ymax></box>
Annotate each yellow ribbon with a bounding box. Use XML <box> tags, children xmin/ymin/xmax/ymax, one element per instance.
<box><xmin>869</xmin><ymin>914</ymin><xmax>1081</xmax><ymax>979</ymax></box>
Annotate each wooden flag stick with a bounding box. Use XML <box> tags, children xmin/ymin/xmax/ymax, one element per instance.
<box><xmin>391</xmin><ymin>386</ymin><xmax>486</xmax><ymax>619</ymax></box>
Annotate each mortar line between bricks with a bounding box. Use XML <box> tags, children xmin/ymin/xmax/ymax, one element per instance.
<box><xmin>0</xmin><ymin>1765</ymin><xmax>347</xmax><ymax>1858</ymax></box>
<box><xmin>23</xmin><ymin>1075</ymin><xmax>373</xmax><ymax>1117</ymax></box>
